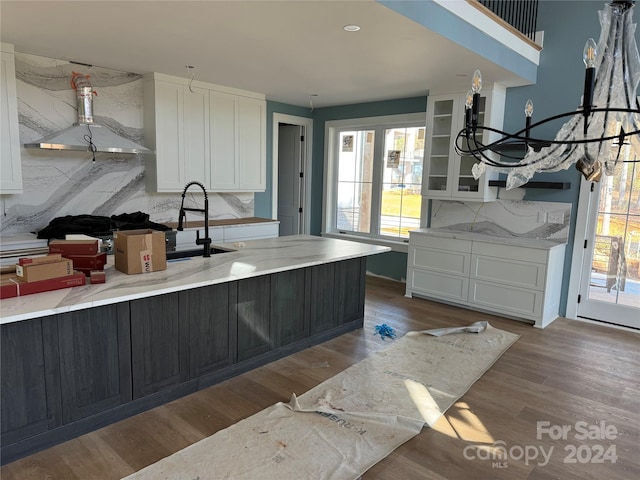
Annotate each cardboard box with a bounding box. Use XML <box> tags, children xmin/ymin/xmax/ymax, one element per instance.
<box><xmin>114</xmin><ymin>229</ymin><xmax>166</xmax><ymax>274</ymax></box>
<box><xmin>1</xmin><ymin>271</ymin><xmax>86</xmax><ymax>299</ymax></box>
<box><xmin>90</xmin><ymin>270</ymin><xmax>106</xmax><ymax>284</ymax></box>
<box><xmin>49</xmin><ymin>239</ymin><xmax>99</xmax><ymax>256</ymax></box>
<box><xmin>66</xmin><ymin>253</ymin><xmax>107</xmax><ymax>270</ymax></box>
<box><xmin>15</xmin><ymin>258</ymin><xmax>73</xmax><ymax>283</ymax></box>
<box><xmin>76</xmin><ymin>267</ymin><xmax>108</xmax><ymax>277</ymax></box>
<box><xmin>18</xmin><ymin>253</ymin><xmax>63</xmax><ymax>266</ymax></box>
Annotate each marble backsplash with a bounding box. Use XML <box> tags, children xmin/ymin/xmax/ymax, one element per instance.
<box><xmin>0</xmin><ymin>52</ymin><xmax>254</xmax><ymax>236</ymax></box>
<box><xmin>430</xmin><ymin>199</ymin><xmax>572</xmax><ymax>242</ymax></box>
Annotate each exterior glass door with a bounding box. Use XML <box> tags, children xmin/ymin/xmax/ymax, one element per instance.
<box><xmin>577</xmin><ymin>156</ymin><xmax>640</xmax><ymax>329</ymax></box>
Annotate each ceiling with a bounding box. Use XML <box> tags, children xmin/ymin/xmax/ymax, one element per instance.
<box><xmin>0</xmin><ymin>0</ymin><xmax>529</xmax><ymax>108</ymax></box>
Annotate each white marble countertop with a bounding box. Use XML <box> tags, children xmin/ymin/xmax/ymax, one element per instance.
<box><xmin>412</xmin><ymin>228</ymin><xmax>567</xmax><ymax>250</ymax></box>
<box><xmin>0</xmin><ymin>235</ymin><xmax>390</xmax><ymax>325</ymax></box>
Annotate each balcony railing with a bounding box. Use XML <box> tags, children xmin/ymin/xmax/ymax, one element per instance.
<box><xmin>477</xmin><ymin>0</ymin><xmax>539</xmax><ymax>42</ymax></box>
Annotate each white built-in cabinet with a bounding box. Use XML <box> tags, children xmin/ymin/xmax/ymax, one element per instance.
<box><xmin>423</xmin><ymin>86</ymin><xmax>505</xmax><ymax>201</ymax></box>
<box><xmin>209</xmin><ymin>91</ymin><xmax>265</xmax><ymax>191</ymax></box>
<box><xmin>405</xmin><ymin>230</ymin><xmax>566</xmax><ymax>328</ymax></box>
<box><xmin>143</xmin><ymin>73</ymin><xmax>266</xmax><ymax>193</ymax></box>
<box><xmin>1</xmin><ymin>43</ymin><xmax>23</xmax><ymax>194</ymax></box>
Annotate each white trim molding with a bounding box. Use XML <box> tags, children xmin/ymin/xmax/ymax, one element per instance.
<box><xmin>566</xmin><ymin>177</ymin><xmax>594</xmax><ymax>319</ymax></box>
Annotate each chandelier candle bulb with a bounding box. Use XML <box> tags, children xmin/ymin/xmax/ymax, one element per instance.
<box><xmin>525</xmin><ymin>99</ymin><xmax>534</xmax><ymax>140</ymax></box>
<box><xmin>583</xmin><ymin>38</ymin><xmax>598</xmax><ymax>68</ymax></box>
<box><xmin>582</xmin><ymin>38</ymin><xmax>598</xmax><ymax>132</ymax></box>
<box><xmin>465</xmin><ymin>90</ymin><xmax>474</xmax><ymax>110</ymax></box>
<box><xmin>524</xmin><ymin>99</ymin><xmax>534</xmax><ymax>117</ymax></box>
<box><xmin>465</xmin><ymin>90</ymin><xmax>474</xmax><ymax>138</ymax></box>
<box><xmin>471</xmin><ymin>70</ymin><xmax>482</xmax><ymax>128</ymax></box>
<box><xmin>471</xmin><ymin>69</ymin><xmax>483</xmax><ymax>93</ymax></box>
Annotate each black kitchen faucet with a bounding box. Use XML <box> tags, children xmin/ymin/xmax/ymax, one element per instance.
<box><xmin>177</xmin><ymin>181</ymin><xmax>211</xmax><ymax>257</ymax></box>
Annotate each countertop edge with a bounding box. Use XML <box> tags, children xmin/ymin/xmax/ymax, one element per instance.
<box><xmin>0</xmin><ymin>235</ymin><xmax>390</xmax><ymax>325</ymax></box>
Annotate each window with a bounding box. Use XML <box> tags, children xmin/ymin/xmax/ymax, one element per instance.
<box><xmin>324</xmin><ymin>113</ymin><xmax>426</xmax><ymax>246</ymax></box>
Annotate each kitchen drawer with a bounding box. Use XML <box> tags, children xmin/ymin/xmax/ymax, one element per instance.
<box><xmin>410</xmin><ymin>246</ymin><xmax>470</xmax><ymax>276</ymax></box>
<box><xmin>407</xmin><ymin>269</ymin><xmax>469</xmax><ymax>302</ymax></box>
<box><xmin>472</xmin><ymin>241</ymin><xmax>548</xmax><ymax>264</ymax></box>
<box><xmin>408</xmin><ymin>232</ymin><xmax>472</xmax><ymax>253</ymax></box>
<box><xmin>469</xmin><ymin>279</ymin><xmax>543</xmax><ymax>319</ymax></box>
<box><xmin>471</xmin><ymin>255</ymin><xmax>546</xmax><ymax>290</ymax></box>
<box><xmin>223</xmin><ymin>223</ymin><xmax>279</xmax><ymax>242</ymax></box>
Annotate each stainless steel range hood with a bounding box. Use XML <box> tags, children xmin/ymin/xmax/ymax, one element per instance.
<box><xmin>24</xmin><ymin>74</ymin><xmax>152</xmax><ymax>155</ymax></box>
<box><xmin>24</xmin><ymin>123</ymin><xmax>151</xmax><ymax>154</ymax></box>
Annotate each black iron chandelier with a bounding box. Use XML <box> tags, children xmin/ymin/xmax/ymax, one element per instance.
<box><xmin>455</xmin><ymin>0</ymin><xmax>640</xmax><ymax>189</ymax></box>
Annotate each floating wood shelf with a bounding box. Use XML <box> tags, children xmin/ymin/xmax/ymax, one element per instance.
<box><xmin>492</xmin><ymin>141</ymin><xmax>552</xmax><ymax>153</ymax></box>
<box><xmin>489</xmin><ymin>180</ymin><xmax>571</xmax><ymax>190</ymax></box>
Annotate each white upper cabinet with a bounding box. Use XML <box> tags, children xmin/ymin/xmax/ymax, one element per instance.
<box><xmin>423</xmin><ymin>86</ymin><xmax>505</xmax><ymax>201</ymax></box>
<box><xmin>143</xmin><ymin>73</ymin><xmax>265</xmax><ymax>193</ymax></box>
<box><xmin>1</xmin><ymin>43</ymin><xmax>23</xmax><ymax>194</ymax></box>
<box><xmin>209</xmin><ymin>91</ymin><xmax>236</xmax><ymax>190</ymax></box>
<box><xmin>236</xmin><ymin>96</ymin><xmax>266</xmax><ymax>191</ymax></box>
<box><xmin>208</xmin><ymin>91</ymin><xmax>266</xmax><ymax>191</ymax></box>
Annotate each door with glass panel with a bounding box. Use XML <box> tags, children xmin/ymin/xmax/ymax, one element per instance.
<box><xmin>577</xmin><ymin>156</ymin><xmax>640</xmax><ymax>329</ymax></box>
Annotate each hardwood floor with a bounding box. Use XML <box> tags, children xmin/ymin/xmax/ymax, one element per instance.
<box><xmin>2</xmin><ymin>275</ymin><xmax>639</xmax><ymax>479</ymax></box>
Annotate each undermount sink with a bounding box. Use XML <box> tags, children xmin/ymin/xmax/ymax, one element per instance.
<box><xmin>166</xmin><ymin>247</ymin><xmax>235</xmax><ymax>260</ymax></box>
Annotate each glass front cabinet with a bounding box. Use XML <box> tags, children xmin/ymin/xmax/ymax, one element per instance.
<box><xmin>423</xmin><ymin>87</ymin><xmax>505</xmax><ymax>201</ymax></box>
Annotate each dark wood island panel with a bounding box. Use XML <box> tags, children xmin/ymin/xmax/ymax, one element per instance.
<box><xmin>0</xmin><ymin>257</ymin><xmax>366</xmax><ymax>464</ymax></box>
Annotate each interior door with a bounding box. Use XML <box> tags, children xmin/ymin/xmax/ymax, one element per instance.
<box><xmin>277</xmin><ymin>124</ymin><xmax>304</xmax><ymax>236</ymax></box>
<box><xmin>577</xmin><ymin>159</ymin><xmax>640</xmax><ymax>329</ymax></box>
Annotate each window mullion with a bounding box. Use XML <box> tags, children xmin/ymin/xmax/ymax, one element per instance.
<box><xmin>369</xmin><ymin>126</ymin><xmax>385</xmax><ymax>236</ymax></box>
<box><xmin>330</xmin><ymin>128</ymin><xmax>343</xmax><ymax>232</ymax></box>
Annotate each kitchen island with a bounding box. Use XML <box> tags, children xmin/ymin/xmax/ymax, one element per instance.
<box><xmin>0</xmin><ymin>235</ymin><xmax>389</xmax><ymax>464</ymax></box>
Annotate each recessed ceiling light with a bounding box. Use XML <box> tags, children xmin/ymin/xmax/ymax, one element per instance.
<box><xmin>343</xmin><ymin>24</ymin><xmax>361</xmax><ymax>32</ymax></box>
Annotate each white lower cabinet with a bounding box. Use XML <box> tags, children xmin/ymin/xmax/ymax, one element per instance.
<box><xmin>469</xmin><ymin>279</ymin><xmax>544</xmax><ymax>319</ymax></box>
<box><xmin>410</xmin><ymin>269</ymin><xmax>469</xmax><ymax>303</ymax></box>
<box><xmin>175</xmin><ymin>221</ymin><xmax>278</xmax><ymax>250</ymax></box>
<box><xmin>407</xmin><ymin>235</ymin><xmax>471</xmax><ymax>302</ymax></box>
<box><xmin>406</xmin><ymin>231</ymin><xmax>566</xmax><ymax>328</ymax></box>
<box><xmin>175</xmin><ymin>227</ymin><xmax>224</xmax><ymax>251</ymax></box>
<box><xmin>223</xmin><ymin>222</ymin><xmax>279</xmax><ymax>242</ymax></box>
